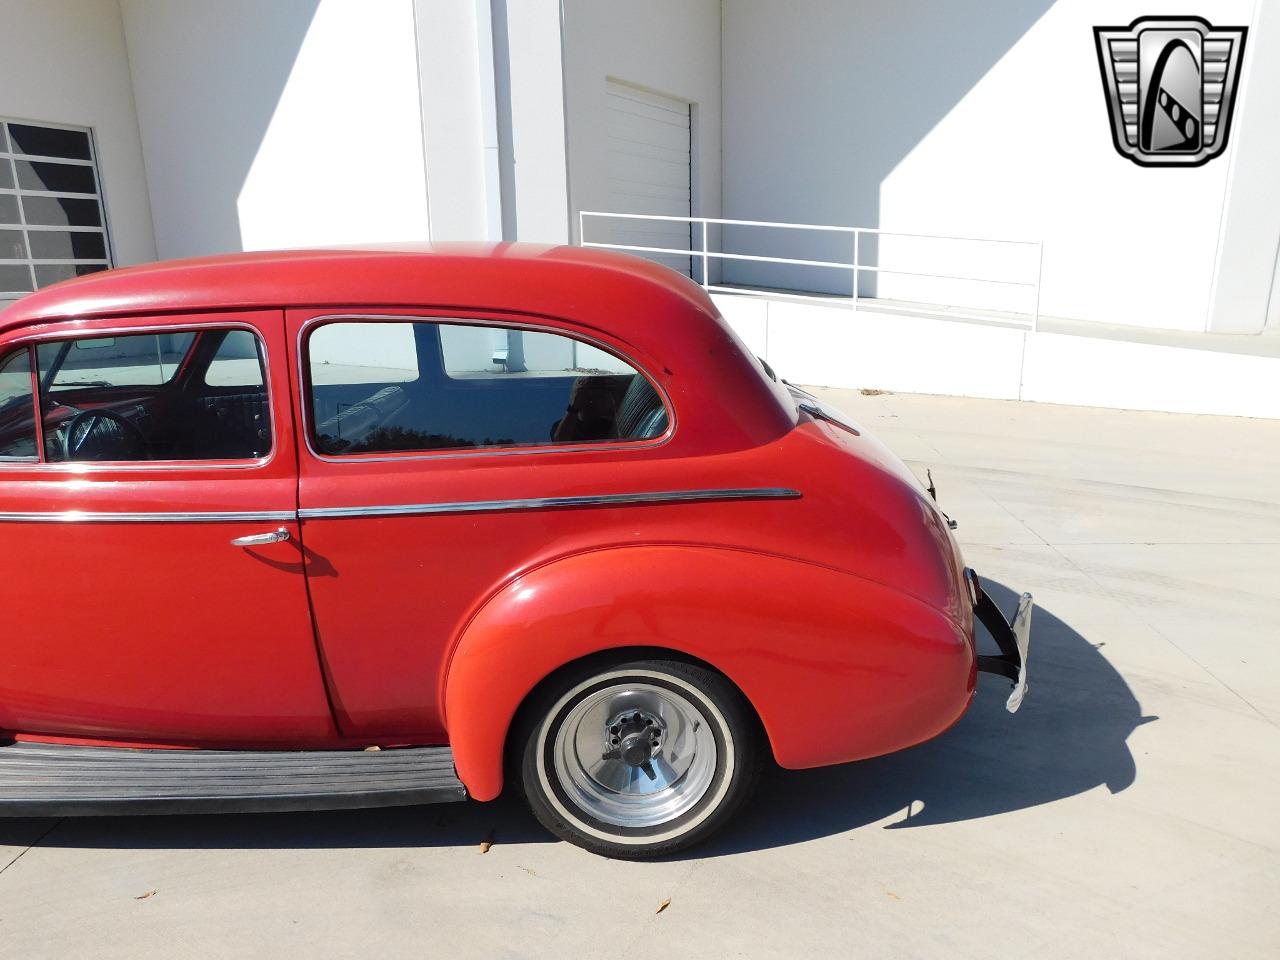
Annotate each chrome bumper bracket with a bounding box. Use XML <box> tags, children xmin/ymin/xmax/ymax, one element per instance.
<box><xmin>974</xmin><ymin>588</ymin><xmax>1034</xmax><ymax>714</ymax></box>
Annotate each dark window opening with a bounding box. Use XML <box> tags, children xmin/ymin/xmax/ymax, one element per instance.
<box><xmin>27</xmin><ymin>328</ymin><xmax>271</xmax><ymax>463</ymax></box>
<box><xmin>307</xmin><ymin>320</ymin><xmax>669</xmax><ymax>455</ymax></box>
<box><xmin>7</xmin><ymin>124</ymin><xmax>93</xmax><ymax>161</ymax></box>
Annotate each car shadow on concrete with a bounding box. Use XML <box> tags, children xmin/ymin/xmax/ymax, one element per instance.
<box><xmin>0</xmin><ymin>582</ymin><xmax>1152</xmax><ymax>857</ymax></box>
<box><xmin>703</xmin><ymin>580</ymin><xmax>1156</xmax><ymax>858</ymax></box>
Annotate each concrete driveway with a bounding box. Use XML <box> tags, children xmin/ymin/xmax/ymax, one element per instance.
<box><xmin>2</xmin><ymin>390</ymin><xmax>1277</xmax><ymax>959</ymax></box>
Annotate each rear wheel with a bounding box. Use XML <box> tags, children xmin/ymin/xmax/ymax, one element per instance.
<box><xmin>517</xmin><ymin>659</ymin><xmax>760</xmax><ymax>859</ymax></box>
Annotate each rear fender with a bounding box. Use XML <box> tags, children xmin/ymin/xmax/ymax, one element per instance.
<box><xmin>443</xmin><ymin>545</ymin><xmax>974</xmax><ymax>801</ymax></box>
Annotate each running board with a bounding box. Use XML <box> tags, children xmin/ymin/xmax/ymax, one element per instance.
<box><xmin>0</xmin><ymin>742</ymin><xmax>467</xmax><ymax>817</ymax></box>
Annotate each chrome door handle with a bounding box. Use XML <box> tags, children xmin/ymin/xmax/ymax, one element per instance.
<box><xmin>230</xmin><ymin>527</ymin><xmax>290</xmax><ymax>547</ymax></box>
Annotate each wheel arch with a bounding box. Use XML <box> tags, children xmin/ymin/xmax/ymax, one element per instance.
<box><xmin>441</xmin><ymin>543</ymin><xmax>974</xmax><ymax>802</ymax></box>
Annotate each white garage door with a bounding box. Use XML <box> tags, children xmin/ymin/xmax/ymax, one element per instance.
<box><xmin>604</xmin><ymin>81</ymin><xmax>692</xmax><ymax>278</ymax></box>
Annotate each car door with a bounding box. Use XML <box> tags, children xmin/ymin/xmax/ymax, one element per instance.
<box><xmin>290</xmin><ymin>310</ymin><xmax>690</xmax><ymax>741</ymax></box>
<box><xmin>0</xmin><ymin>311</ymin><xmax>336</xmax><ymax>745</ymax></box>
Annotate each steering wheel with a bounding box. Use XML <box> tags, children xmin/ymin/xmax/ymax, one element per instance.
<box><xmin>62</xmin><ymin>409</ymin><xmax>146</xmax><ymax>461</ymax></box>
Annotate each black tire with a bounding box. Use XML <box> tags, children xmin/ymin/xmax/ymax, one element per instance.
<box><xmin>515</xmin><ymin>658</ymin><xmax>761</xmax><ymax>859</ymax></box>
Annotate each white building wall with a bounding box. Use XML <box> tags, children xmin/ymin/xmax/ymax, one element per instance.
<box><xmin>504</xmin><ymin>0</ymin><xmax>570</xmax><ymax>243</ymax></box>
<box><xmin>722</xmin><ymin>0</ymin><xmax>1260</xmax><ymax>332</ymax></box>
<box><xmin>120</xmin><ymin>0</ymin><xmax>430</xmax><ymax>258</ymax></box>
<box><xmin>0</xmin><ymin>0</ymin><xmax>155</xmax><ymax>273</ymax></box>
<box><xmin>414</xmin><ymin>0</ymin><xmax>492</xmax><ymax>241</ymax></box>
<box><xmin>413</xmin><ymin>0</ymin><xmax>569</xmax><ymax>244</ymax></box>
<box><xmin>1207</xmin><ymin>0</ymin><xmax>1280</xmax><ymax>334</ymax></box>
<box><xmin>715</xmin><ymin>292</ymin><xmax>1280</xmax><ymax>419</ymax></box>
<box><xmin>562</xmin><ymin>0</ymin><xmax>722</xmax><ymax>243</ymax></box>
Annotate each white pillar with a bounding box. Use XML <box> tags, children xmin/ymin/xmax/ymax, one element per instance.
<box><xmin>1207</xmin><ymin>0</ymin><xmax>1280</xmax><ymax>334</ymax></box>
<box><xmin>504</xmin><ymin>0</ymin><xmax>570</xmax><ymax>243</ymax></box>
<box><xmin>414</xmin><ymin>0</ymin><xmax>569</xmax><ymax>243</ymax></box>
<box><xmin>414</xmin><ymin>0</ymin><xmax>497</xmax><ymax>240</ymax></box>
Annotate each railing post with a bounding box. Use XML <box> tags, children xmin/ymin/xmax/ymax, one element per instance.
<box><xmin>701</xmin><ymin>220</ymin><xmax>710</xmax><ymax>288</ymax></box>
<box><xmin>852</xmin><ymin>229</ymin><xmax>860</xmax><ymax>312</ymax></box>
<box><xmin>1032</xmin><ymin>240</ymin><xmax>1044</xmax><ymax>333</ymax></box>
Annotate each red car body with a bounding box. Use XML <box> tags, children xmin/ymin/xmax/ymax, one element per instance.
<box><xmin>0</xmin><ymin>245</ymin><xmax>1016</xmax><ymax>807</ymax></box>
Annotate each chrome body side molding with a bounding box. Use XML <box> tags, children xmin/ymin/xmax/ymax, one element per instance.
<box><xmin>0</xmin><ymin>489</ymin><xmax>800</xmax><ymax>524</ymax></box>
<box><xmin>0</xmin><ymin>510</ymin><xmax>296</xmax><ymax>524</ymax></box>
<box><xmin>299</xmin><ymin>488</ymin><xmax>802</xmax><ymax>520</ymax></box>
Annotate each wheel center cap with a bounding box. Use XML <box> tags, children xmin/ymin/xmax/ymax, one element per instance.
<box><xmin>619</xmin><ymin>732</ymin><xmax>652</xmax><ymax>766</ymax></box>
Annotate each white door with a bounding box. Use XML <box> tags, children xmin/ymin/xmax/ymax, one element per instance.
<box><xmin>605</xmin><ymin>81</ymin><xmax>692</xmax><ymax>278</ymax></box>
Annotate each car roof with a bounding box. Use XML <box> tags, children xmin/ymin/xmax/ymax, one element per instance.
<box><xmin>0</xmin><ymin>243</ymin><xmax>798</xmax><ymax>450</ymax></box>
<box><xmin>0</xmin><ymin>243</ymin><xmax>715</xmax><ymax>334</ymax></box>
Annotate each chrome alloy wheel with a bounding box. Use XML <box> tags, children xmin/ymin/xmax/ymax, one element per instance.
<box><xmin>547</xmin><ymin>677</ymin><xmax>723</xmax><ymax>831</ymax></box>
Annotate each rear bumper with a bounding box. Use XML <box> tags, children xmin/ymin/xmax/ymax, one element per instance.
<box><xmin>970</xmin><ymin>577</ymin><xmax>1033</xmax><ymax>713</ymax></box>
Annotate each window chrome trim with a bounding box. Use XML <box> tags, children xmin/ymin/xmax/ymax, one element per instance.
<box><xmin>0</xmin><ymin>320</ymin><xmax>277</xmax><ymax>472</ymax></box>
<box><xmin>298</xmin><ymin>487</ymin><xmax>801</xmax><ymax>520</ymax></box>
<box><xmin>0</xmin><ymin>509</ymin><xmax>295</xmax><ymax>524</ymax></box>
<box><xmin>296</xmin><ymin>313</ymin><xmax>677</xmax><ymax>465</ymax></box>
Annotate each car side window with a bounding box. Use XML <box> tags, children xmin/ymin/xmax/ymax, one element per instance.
<box><xmin>40</xmin><ymin>332</ymin><xmax>196</xmax><ymax>388</ymax></box>
<box><xmin>31</xmin><ymin>328</ymin><xmax>272</xmax><ymax>463</ymax></box>
<box><xmin>0</xmin><ymin>347</ymin><xmax>38</xmax><ymax>461</ymax></box>
<box><xmin>307</xmin><ymin>320</ymin><xmax>669</xmax><ymax>455</ymax></box>
<box><xmin>203</xmin><ymin>329</ymin><xmax>266</xmax><ymax>388</ymax></box>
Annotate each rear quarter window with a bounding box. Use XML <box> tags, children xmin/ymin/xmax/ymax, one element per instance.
<box><xmin>307</xmin><ymin>320</ymin><xmax>669</xmax><ymax>455</ymax></box>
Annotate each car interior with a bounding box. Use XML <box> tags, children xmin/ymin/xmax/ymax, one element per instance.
<box><xmin>1</xmin><ymin>321</ymin><xmax>669</xmax><ymax>463</ymax></box>
<box><xmin>31</xmin><ymin>329</ymin><xmax>271</xmax><ymax>462</ymax></box>
<box><xmin>309</xmin><ymin>322</ymin><xmax>668</xmax><ymax>455</ymax></box>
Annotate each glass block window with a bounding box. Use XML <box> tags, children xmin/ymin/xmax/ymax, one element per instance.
<box><xmin>0</xmin><ymin>119</ymin><xmax>111</xmax><ymax>298</ymax></box>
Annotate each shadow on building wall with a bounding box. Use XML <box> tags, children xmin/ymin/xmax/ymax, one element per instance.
<box><xmin>718</xmin><ymin>0</ymin><xmax>1057</xmax><ymax>297</ymax></box>
<box><xmin>123</xmin><ymin>0</ymin><xmax>320</xmax><ymax>258</ymax></box>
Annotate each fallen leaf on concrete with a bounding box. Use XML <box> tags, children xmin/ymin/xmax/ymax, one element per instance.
<box><xmin>479</xmin><ymin>830</ymin><xmax>494</xmax><ymax>854</ymax></box>
<box><xmin>656</xmin><ymin>897</ymin><xmax>671</xmax><ymax>915</ymax></box>
<box><xmin>134</xmin><ymin>890</ymin><xmax>157</xmax><ymax>900</ymax></box>
<box><xmin>886</xmin><ymin>892</ymin><xmax>901</xmax><ymax>901</ymax></box>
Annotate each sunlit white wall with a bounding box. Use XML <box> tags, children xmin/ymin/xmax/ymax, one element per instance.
<box><xmin>122</xmin><ymin>0</ymin><xmax>429</xmax><ymax>257</ymax></box>
<box><xmin>723</xmin><ymin>0</ymin><xmax>1262</xmax><ymax>331</ymax></box>
<box><xmin>875</xmin><ymin>1</ymin><xmax>1254</xmax><ymax>331</ymax></box>
<box><xmin>1208</xmin><ymin>0</ymin><xmax>1280</xmax><ymax>334</ymax></box>
<box><xmin>236</xmin><ymin>2</ymin><xmax>428</xmax><ymax>250</ymax></box>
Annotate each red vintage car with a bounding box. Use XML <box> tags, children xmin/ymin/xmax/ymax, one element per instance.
<box><xmin>0</xmin><ymin>245</ymin><xmax>1030</xmax><ymax>858</ymax></box>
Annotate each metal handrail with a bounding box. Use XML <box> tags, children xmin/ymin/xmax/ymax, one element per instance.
<box><xmin>578</xmin><ymin>211</ymin><xmax>1045</xmax><ymax>331</ymax></box>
